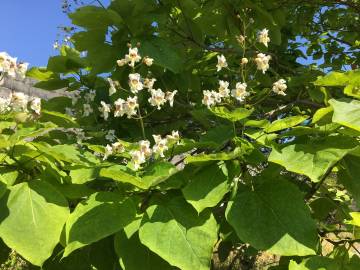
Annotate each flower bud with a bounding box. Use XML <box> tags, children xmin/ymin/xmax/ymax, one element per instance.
<box><xmin>241</xmin><ymin>58</ymin><xmax>248</xmax><ymax>65</ymax></box>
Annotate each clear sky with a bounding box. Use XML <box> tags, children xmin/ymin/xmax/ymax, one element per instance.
<box><xmin>1</xmin><ymin>1</ymin><xmax>72</xmax><ymax>67</ymax></box>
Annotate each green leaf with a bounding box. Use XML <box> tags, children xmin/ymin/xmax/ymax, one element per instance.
<box><xmin>139</xmin><ymin>197</ymin><xmax>218</xmax><ymax>270</ymax></box>
<box><xmin>26</xmin><ymin>67</ymin><xmax>55</xmax><ymax>81</ymax></box>
<box><xmin>226</xmin><ymin>177</ymin><xmax>318</xmax><ymax>256</ymax></box>
<box><xmin>338</xmin><ymin>155</ymin><xmax>360</xmax><ymax>208</ymax></box>
<box><xmin>344</xmin><ymin>84</ymin><xmax>360</xmax><ymax>99</ymax></box>
<box><xmin>141</xmin><ymin>38</ymin><xmax>184</xmax><ymax>73</ymax></box>
<box><xmin>64</xmin><ymin>192</ymin><xmax>136</xmax><ymax>257</ymax></box>
<box><xmin>288</xmin><ymin>255</ymin><xmax>360</xmax><ymax>270</ymax></box>
<box><xmin>115</xmin><ymin>231</ymin><xmax>174</xmax><ymax>270</ymax></box>
<box><xmin>345</xmin><ymin>212</ymin><xmax>360</xmax><ymax>227</ymax></box>
<box><xmin>185</xmin><ymin>146</ymin><xmax>248</xmax><ymax>164</ymax></box>
<box><xmin>70</xmin><ymin>167</ymin><xmax>101</xmax><ymax>184</ymax></box>
<box><xmin>141</xmin><ymin>162</ymin><xmax>178</xmax><ymax>188</ymax></box>
<box><xmin>99</xmin><ymin>165</ymin><xmax>146</xmax><ymax>189</ymax></box>
<box><xmin>210</xmin><ymin>106</ymin><xmax>254</xmax><ymax>122</ymax></box>
<box><xmin>40</xmin><ymin>110</ymin><xmax>78</xmax><ymax>128</ymax></box>
<box><xmin>269</xmin><ymin>136</ymin><xmax>357</xmax><ymax>182</ymax></box>
<box><xmin>182</xmin><ymin>164</ymin><xmax>229</xmax><ymax>213</ymax></box>
<box><xmin>265</xmin><ymin>115</ymin><xmax>309</xmax><ymax>133</ymax></box>
<box><xmin>312</xmin><ymin>106</ymin><xmax>333</xmax><ymax>124</ymax></box>
<box><xmin>69</xmin><ymin>6</ymin><xmax>120</xmax><ymax>29</ymax></box>
<box><xmin>0</xmin><ymin>181</ymin><xmax>69</xmax><ymax>266</ymax></box>
<box><xmin>314</xmin><ymin>72</ymin><xmax>350</xmax><ymax>86</ymax></box>
<box><xmin>329</xmin><ymin>99</ymin><xmax>360</xmax><ymax>132</ymax></box>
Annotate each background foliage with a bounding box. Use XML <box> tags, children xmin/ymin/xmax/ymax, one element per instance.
<box><xmin>1</xmin><ymin>0</ymin><xmax>360</xmax><ymax>269</ymax></box>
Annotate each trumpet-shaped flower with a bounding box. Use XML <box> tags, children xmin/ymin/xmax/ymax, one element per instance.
<box><xmin>107</xmin><ymin>78</ymin><xmax>117</xmax><ymax>96</ymax></box>
<box><xmin>99</xmin><ymin>101</ymin><xmax>111</xmax><ymax>120</ymax></box>
<box><xmin>139</xmin><ymin>140</ymin><xmax>152</xmax><ymax>157</ymax></box>
<box><xmin>83</xmin><ymin>103</ymin><xmax>93</xmax><ymax>117</ymax></box>
<box><xmin>272</xmin><ymin>79</ymin><xmax>287</xmax><ymax>96</ymax></box>
<box><xmin>231</xmin><ymin>82</ymin><xmax>249</xmax><ymax>102</ymax></box>
<box><xmin>202</xmin><ymin>90</ymin><xmax>216</xmax><ymax>108</ymax></box>
<box><xmin>114</xmin><ymin>98</ymin><xmax>126</xmax><ymax>117</ymax></box>
<box><xmin>144</xmin><ymin>78</ymin><xmax>156</xmax><ymax>90</ymax></box>
<box><xmin>218</xmin><ymin>80</ymin><xmax>230</xmax><ymax>98</ymax></box>
<box><xmin>216</xmin><ymin>54</ymin><xmax>228</xmax><ymax>72</ymax></box>
<box><xmin>255</xmin><ymin>53</ymin><xmax>271</xmax><ymax>74</ymax></box>
<box><xmin>11</xmin><ymin>92</ymin><xmax>28</xmax><ymax>112</ymax></box>
<box><xmin>165</xmin><ymin>90</ymin><xmax>177</xmax><ymax>107</ymax></box>
<box><xmin>143</xmin><ymin>57</ymin><xmax>154</xmax><ymax>66</ymax></box>
<box><xmin>112</xmin><ymin>142</ymin><xmax>125</xmax><ymax>153</ymax></box>
<box><xmin>166</xmin><ymin>130</ymin><xmax>180</xmax><ymax>143</ymax></box>
<box><xmin>128</xmin><ymin>73</ymin><xmax>143</xmax><ymax>93</ymax></box>
<box><xmin>124</xmin><ymin>96</ymin><xmax>139</xmax><ymax>118</ymax></box>
<box><xmin>257</xmin><ymin>28</ymin><xmax>270</xmax><ymax>47</ymax></box>
<box><xmin>130</xmin><ymin>150</ymin><xmax>146</xmax><ymax>170</ymax></box>
<box><xmin>152</xmin><ymin>135</ymin><xmax>168</xmax><ymax>157</ymax></box>
<box><xmin>125</xmin><ymin>47</ymin><xmax>141</xmax><ymax>67</ymax></box>
<box><xmin>116</xmin><ymin>59</ymin><xmax>127</xmax><ymax>67</ymax></box>
<box><xmin>148</xmin><ymin>88</ymin><xmax>166</xmax><ymax>110</ymax></box>
<box><xmin>103</xmin><ymin>144</ymin><xmax>113</xmax><ymax>160</ymax></box>
<box><xmin>105</xmin><ymin>130</ymin><xmax>116</xmax><ymax>142</ymax></box>
<box><xmin>30</xmin><ymin>97</ymin><xmax>41</xmax><ymax>115</ymax></box>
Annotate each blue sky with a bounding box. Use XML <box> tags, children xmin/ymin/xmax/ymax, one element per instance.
<box><xmin>1</xmin><ymin>1</ymin><xmax>72</xmax><ymax>67</ymax></box>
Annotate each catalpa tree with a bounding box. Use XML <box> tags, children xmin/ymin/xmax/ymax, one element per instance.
<box><xmin>0</xmin><ymin>0</ymin><xmax>360</xmax><ymax>269</ymax></box>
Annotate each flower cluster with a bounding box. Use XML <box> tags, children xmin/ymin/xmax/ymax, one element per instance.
<box><xmin>0</xmin><ymin>52</ymin><xmax>28</xmax><ymax>80</ymax></box>
<box><xmin>102</xmin><ymin>130</ymin><xmax>180</xmax><ymax>170</ymax></box>
<box><xmin>202</xmin><ymin>80</ymin><xmax>249</xmax><ymax>108</ymax></box>
<box><xmin>257</xmin><ymin>28</ymin><xmax>270</xmax><ymax>47</ymax></box>
<box><xmin>255</xmin><ymin>53</ymin><xmax>272</xmax><ymax>74</ymax></box>
<box><xmin>130</xmin><ymin>131</ymin><xmax>180</xmax><ymax>170</ymax></box>
<box><xmin>272</xmin><ymin>79</ymin><xmax>287</xmax><ymax>96</ymax></box>
<box><xmin>0</xmin><ymin>92</ymin><xmax>41</xmax><ymax>115</ymax></box>
<box><xmin>117</xmin><ymin>47</ymin><xmax>154</xmax><ymax>68</ymax></box>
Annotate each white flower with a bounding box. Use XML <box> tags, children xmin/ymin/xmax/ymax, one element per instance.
<box><xmin>103</xmin><ymin>144</ymin><xmax>113</xmax><ymax>160</ymax></box>
<box><xmin>211</xmin><ymin>90</ymin><xmax>222</xmax><ymax>103</ymax></box>
<box><xmin>107</xmin><ymin>78</ymin><xmax>117</xmax><ymax>96</ymax></box>
<box><xmin>130</xmin><ymin>150</ymin><xmax>146</xmax><ymax>170</ymax></box>
<box><xmin>257</xmin><ymin>28</ymin><xmax>270</xmax><ymax>47</ymax></box>
<box><xmin>0</xmin><ymin>96</ymin><xmax>11</xmax><ymax>113</ymax></box>
<box><xmin>128</xmin><ymin>73</ymin><xmax>143</xmax><ymax>93</ymax></box>
<box><xmin>11</xmin><ymin>92</ymin><xmax>29</xmax><ymax>111</ymax></box>
<box><xmin>124</xmin><ymin>96</ymin><xmax>139</xmax><ymax>118</ymax></box>
<box><xmin>83</xmin><ymin>103</ymin><xmax>93</xmax><ymax>117</ymax></box>
<box><xmin>165</xmin><ymin>90</ymin><xmax>177</xmax><ymax>107</ymax></box>
<box><xmin>272</xmin><ymin>79</ymin><xmax>287</xmax><ymax>96</ymax></box>
<box><xmin>241</xmin><ymin>58</ymin><xmax>248</xmax><ymax>65</ymax></box>
<box><xmin>143</xmin><ymin>57</ymin><xmax>154</xmax><ymax>66</ymax></box>
<box><xmin>202</xmin><ymin>90</ymin><xmax>216</xmax><ymax>108</ymax></box>
<box><xmin>166</xmin><ymin>130</ymin><xmax>180</xmax><ymax>143</ymax></box>
<box><xmin>144</xmin><ymin>78</ymin><xmax>156</xmax><ymax>90</ymax></box>
<box><xmin>71</xmin><ymin>90</ymin><xmax>81</xmax><ymax>105</ymax></box>
<box><xmin>116</xmin><ymin>59</ymin><xmax>127</xmax><ymax>67</ymax></box>
<box><xmin>99</xmin><ymin>101</ymin><xmax>111</xmax><ymax>120</ymax></box>
<box><xmin>30</xmin><ymin>97</ymin><xmax>41</xmax><ymax>114</ymax></box>
<box><xmin>105</xmin><ymin>130</ymin><xmax>116</xmax><ymax>142</ymax></box>
<box><xmin>152</xmin><ymin>135</ymin><xmax>168</xmax><ymax>157</ymax></box>
<box><xmin>125</xmin><ymin>47</ymin><xmax>141</xmax><ymax>67</ymax></box>
<box><xmin>139</xmin><ymin>140</ymin><xmax>152</xmax><ymax>157</ymax></box>
<box><xmin>218</xmin><ymin>80</ymin><xmax>230</xmax><ymax>98</ymax></box>
<box><xmin>112</xmin><ymin>142</ymin><xmax>125</xmax><ymax>153</ymax></box>
<box><xmin>236</xmin><ymin>35</ymin><xmax>246</xmax><ymax>44</ymax></box>
<box><xmin>85</xmin><ymin>89</ymin><xmax>96</xmax><ymax>102</ymax></box>
<box><xmin>255</xmin><ymin>53</ymin><xmax>271</xmax><ymax>74</ymax></box>
<box><xmin>65</xmin><ymin>107</ymin><xmax>75</xmax><ymax>116</ymax></box>
<box><xmin>231</xmin><ymin>82</ymin><xmax>249</xmax><ymax>102</ymax></box>
<box><xmin>148</xmin><ymin>88</ymin><xmax>166</xmax><ymax>110</ymax></box>
<box><xmin>114</xmin><ymin>98</ymin><xmax>126</xmax><ymax>117</ymax></box>
<box><xmin>16</xmin><ymin>62</ymin><xmax>29</xmax><ymax>79</ymax></box>
<box><xmin>216</xmin><ymin>54</ymin><xmax>228</xmax><ymax>72</ymax></box>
